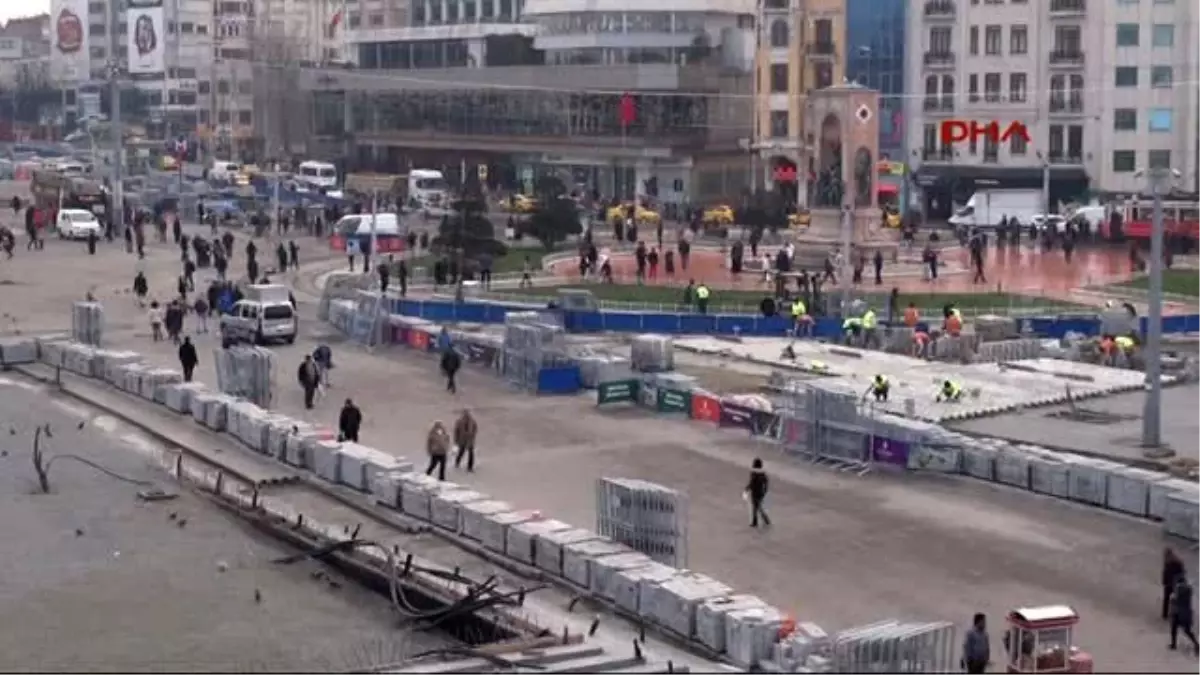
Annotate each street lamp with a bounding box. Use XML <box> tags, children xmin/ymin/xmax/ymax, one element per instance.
<box><xmin>1132</xmin><ymin>165</ymin><xmax>1181</xmax><ymax>452</ymax></box>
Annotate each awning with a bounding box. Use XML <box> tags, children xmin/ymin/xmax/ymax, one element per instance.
<box><xmin>877</xmin><ymin>184</ymin><xmax>899</xmax><ymax>196</ymax></box>
<box><xmin>913</xmin><ymin>164</ymin><xmax>1089</xmax><ymax>189</ymax></box>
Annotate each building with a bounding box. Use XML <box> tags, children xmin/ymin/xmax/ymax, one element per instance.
<box><xmin>751</xmin><ymin>0</ymin><xmax>847</xmax><ymax>207</ymax></box>
<box><xmin>905</xmin><ymin>0</ymin><xmax>1199</xmax><ymax>218</ymax></box>
<box><xmin>845</xmin><ymin>0</ymin><xmax>904</xmax><ymax>160</ymax></box>
<box><xmin>268</xmin><ymin>0</ymin><xmax>757</xmax><ymax>205</ymax></box>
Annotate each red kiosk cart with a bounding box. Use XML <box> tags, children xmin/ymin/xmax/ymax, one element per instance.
<box><xmin>1005</xmin><ymin>605</ymin><xmax>1093</xmax><ymax>674</ymax></box>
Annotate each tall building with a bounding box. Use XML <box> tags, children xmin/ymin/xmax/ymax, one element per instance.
<box><xmin>752</xmin><ymin>0</ymin><xmax>847</xmax><ymax>206</ymax></box>
<box><xmin>905</xmin><ymin>0</ymin><xmax>1198</xmax><ymax>218</ymax></box>
<box><xmin>845</xmin><ymin>0</ymin><xmax>904</xmax><ymax>160</ymax></box>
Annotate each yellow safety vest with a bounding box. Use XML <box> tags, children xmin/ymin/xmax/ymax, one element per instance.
<box><xmin>810</xmin><ymin>360</ymin><xmax>827</xmax><ymax>371</ymax></box>
<box><xmin>791</xmin><ymin>300</ymin><xmax>806</xmax><ymax>317</ymax></box>
<box><xmin>862</xmin><ymin>310</ymin><xmax>878</xmax><ymax>329</ymax></box>
<box><xmin>1115</xmin><ymin>336</ymin><xmax>1134</xmax><ymax>351</ymax></box>
<box><xmin>951</xmin><ymin>308</ymin><xmax>962</xmax><ymax>322</ymax></box>
<box><xmin>873</xmin><ymin>376</ymin><xmax>888</xmax><ymax>390</ymax></box>
<box><xmin>696</xmin><ymin>286</ymin><xmax>710</xmax><ymax>300</ymax></box>
<box><xmin>843</xmin><ymin>317</ymin><xmax>862</xmax><ymax>330</ymax></box>
<box><xmin>943</xmin><ymin>381</ymin><xmax>961</xmax><ymax>397</ymax></box>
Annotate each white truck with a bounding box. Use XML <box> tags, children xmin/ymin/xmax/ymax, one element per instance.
<box><xmin>948</xmin><ymin>189</ymin><xmax>1043</xmax><ymax>230</ymax></box>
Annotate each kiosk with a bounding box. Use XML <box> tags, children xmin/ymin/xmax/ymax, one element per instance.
<box><xmin>1005</xmin><ymin>605</ymin><xmax>1093</xmax><ymax>674</ymax></box>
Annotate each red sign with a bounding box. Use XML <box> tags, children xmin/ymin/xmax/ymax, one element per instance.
<box><xmin>939</xmin><ymin>120</ymin><xmax>1031</xmax><ymax>147</ymax></box>
<box><xmin>409</xmin><ymin>329</ymin><xmax>429</xmax><ymax>351</ymax></box>
<box><xmin>773</xmin><ymin>165</ymin><xmax>798</xmax><ymax>182</ymax></box>
<box><xmin>618</xmin><ymin>93</ymin><xmax>636</xmax><ymax>127</ymax></box>
<box><xmin>690</xmin><ymin>392</ymin><xmax>721</xmax><ymax>424</ymax></box>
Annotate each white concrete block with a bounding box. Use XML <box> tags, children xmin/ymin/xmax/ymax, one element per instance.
<box><xmin>429</xmin><ymin>489</ymin><xmax>488</xmax><ymax>532</ymax></box>
<box><xmin>696</xmin><ymin>595</ymin><xmax>768</xmax><ymax>654</ymax></box>
<box><xmin>397</xmin><ymin>474</ymin><xmax>453</xmax><ymax>521</ymax></box>
<box><xmin>311</xmin><ymin>440</ymin><xmax>343</xmax><ymax>484</ymax></box>
<box><xmin>1028</xmin><ymin>451</ymin><xmax>1076</xmax><ymax>498</ymax></box>
<box><xmin>614</xmin><ymin>562</ymin><xmax>677</xmax><ymax>616</ymax></box>
<box><xmin>1151</xmin><ymin>479</ymin><xmax>1200</xmax><ymax>521</ymax></box>
<box><xmin>535</xmin><ymin>528</ymin><xmax>602</xmax><ymax>576</ymax></box>
<box><xmin>479</xmin><ymin>510</ymin><xmax>541</xmax><ymax>555</ymax></box>
<box><xmin>589</xmin><ymin>552</ymin><xmax>655</xmax><ymax>599</ymax></box>
<box><xmin>645</xmin><ymin>573</ymin><xmax>732</xmax><ymax>639</ymax></box>
<box><xmin>504</xmin><ymin>519</ymin><xmax>573</xmax><ymax>566</ymax></box>
<box><xmin>1106</xmin><ymin>467</ymin><xmax>1168</xmax><ymax>517</ymax></box>
<box><xmin>561</xmin><ymin>538</ymin><xmax>631</xmax><ymax>588</ymax></box>
<box><xmin>725</xmin><ymin>605</ymin><xmax>786</xmax><ymax>670</ymax></box>
<box><xmin>458</xmin><ymin>500</ymin><xmax>514</xmax><ymax>542</ymax></box>
<box><xmin>1068</xmin><ymin>458</ymin><xmax>1122</xmax><ymax>507</ymax></box>
<box><xmin>1165</xmin><ymin>491</ymin><xmax>1200</xmax><ymax>542</ymax></box>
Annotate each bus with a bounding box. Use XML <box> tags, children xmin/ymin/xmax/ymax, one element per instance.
<box><xmin>30</xmin><ymin>169</ymin><xmax>108</xmax><ymax>218</ymax></box>
<box><xmin>1102</xmin><ymin>199</ymin><xmax>1199</xmax><ymax>249</ymax></box>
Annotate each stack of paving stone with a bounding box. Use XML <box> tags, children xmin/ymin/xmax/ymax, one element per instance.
<box><xmin>213</xmin><ymin>345</ymin><xmax>275</xmax><ymax>408</ymax></box>
<box><xmin>595</xmin><ymin>477</ymin><xmax>689</xmax><ymax>567</ymax></box>
<box><xmin>574</xmin><ymin>345</ymin><xmax>633</xmax><ymax>389</ymax></box>
<box><xmin>0</xmin><ymin>336</ymin><xmax>38</xmax><ymax>365</ymax></box>
<box><xmin>929</xmin><ymin>332</ymin><xmax>979</xmax><ymax>362</ymax></box>
<box><xmin>501</xmin><ymin>312</ymin><xmax>570</xmax><ymax>391</ymax></box>
<box><xmin>95</xmin><ymin>350</ymin><xmax>142</xmax><ymax>382</ymax></box>
<box><xmin>70</xmin><ymin>301</ymin><xmax>105</xmax><ymax>346</ymax></box>
<box><xmin>764</xmin><ymin>622</ymin><xmax>832</xmax><ymax>673</ymax></box>
<box><xmin>630</xmin><ymin>334</ymin><xmax>675</xmax><ymax>372</ymax></box>
<box><xmin>163</xmin><ymin>382</ymin><xmax>208</xmax><ymax>414</ymax></box>
<box><xmin>60</xmin><ymin>343</ymin><xmax>98</xmax><ymax>376</ymax></box>
<box><xmin>641</xmin><ymin>572</ymin><xmax>733</xmax><ymax>639</ymax></box>
<box><xmin>974</xmin><ymin>338</ymin><xmax>1044</xmax><ymax>363</ymax></box>
<box><xmin>190</xmin><ymin>391</ymin><xmax>234</xmax><ymax>431</ymax></box>
<box><xmin>226</xmin><ymin>400</ymin><xmax>271</xmax><ymax>451</ymax></box>
<box><xmin>973</xmin><ymin>314</ymin><xmax>1017</xmax><ymax>342</ymax></box>
<box><xmin>139</xmin><ymin>367</ymin><xmax>184</xmax><ymax>403</ymax></box>
<box><xmin>36</xmin><ymin>337</ymin><xmax>69</xmax><ymax>368</ymax></box>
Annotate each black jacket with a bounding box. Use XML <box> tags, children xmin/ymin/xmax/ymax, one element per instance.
<box><xmin>440</xmin><ymin>349</ymin><xmax>461</xmax><ymax>375</ymax></box>
<box><xmin>1164</xmin><ymin>557</ymin><xmax>1186</xmax><ymax>587</ymax></box>
<box><xmin>1173</xmin><ymin>580</ymin><xmax>1194</xmax><ymax>621</ymax></box>
<box><xmin>178</xmin><ymin>342</ymin><xmax>198</xmax><ymax>367</ymax></box>
<box><xmin>746</xmin><ymin>469</ymin><xmax>768</xmax><ymax>501</ymax></box>
<box><xmin>339</xmin><ymin>405</ymin><xmax>362</xmax><ymax>434</ymax></box>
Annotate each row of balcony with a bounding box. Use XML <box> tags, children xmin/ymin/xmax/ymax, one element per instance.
<box><xmin>920</xmin><ymin>148</ymin><xmax>1084</xmax><ymax>164</ymax></box>
<box><xmin>920</xmin><ymin>94</ymin><xmax>1084</xmax><ymax>113</ymax></box>
<box><xmin>923</xmin><ymin>51</ymin><xmax>1084</xmax><ymax>69</ymax></box>
<box><xmin>924</xmin><ymin>0</ymin><xmax>1085</xmax><ymax>19</ymax></box>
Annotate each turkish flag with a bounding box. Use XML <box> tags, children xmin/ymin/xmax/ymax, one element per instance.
<box><xmin>618</xmin><ymin>93</ymin><xmax>636</xmax><ymax>127</ymax></box>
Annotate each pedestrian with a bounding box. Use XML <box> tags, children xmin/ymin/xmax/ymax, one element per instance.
<box><xmin>165</xmin><ymin>300</ymin><xmax>184</xmax><ymax>344</ymax></box>
<box><xmin>313</xmin><ymin>344</ymin><xmax>334</xmax><ymax>387</ymax></box>
<box><xmin>177</xmin><ymin>275</ymin><xmax>188</xmax><ymax>302</ymax></box>
<box><xmin>425</xmin><ymin>421</ymin><xmax>450</xmax><ymax>481</ymax></box>
<box><xmin>193</xmin><ymin>296</ymin><xmax>209</xmax><ymax>332</ymax></box>
<box><xmin>86</xmin><ymin>228</ymin><xmax>98</xmax><ymax>255</ymax></box>
<box><xmin>148</xmin><ymin>301</ymin><xmax>164</xmax><ymax>342</ymax></box>
<box><xmin>338</xmin><ymin>398</ymin><xmax>362</xmax><ymax>443</ymax></box>
<box><xmin>453</xmin><ymin>409</ymin><xmax>478</xmax><ymax>472</ymax></box>
<box><xmin>441</xmin><ymin>345</ymin><xmax>462</xmax><ymax>394</ymax></box>
<box><xmin>1169</xmin><ymin>575</ymin><xmax>1200</xmax><ymax>653</ymax></box>
<box><xmin>397</xmin><ymin>259</ymin><xmax>408</xmax><ymax>297</ymax></box>
<box><xmin>288</xmin><ymin>240</ymin><xmax>300</xmax><ymax>270</ymax></box>
<box><xmin>297</xmin><ymin>355</ymin><xmax>321</xmax><ymax>410</ymax></box>
<box><xmin>133</xmin><ymin>271</ymin><xmax>149</xmax><ymax>307</ymax></box>
<box><xmin>276</xmin><ymin>242</ymin><xmax>288</xmax><ymax>273</ymax></box>
<box><xmin>178</xmin><ymin>336</ymin><xmax>198</xmax><ymax>382</ymax></box>
<box><xmin>378</xmin><ymin>261</ymin><xmax>390</xmax><ymax>294</ymax></box>
<box><xmin>184</xmin><ymin>257</ymin><xmax>196</xmax><ymax>290</ymax></box>
<box><xmin>962</xmin><ymin>613</ymin><xmax>990</xmax><ymax>674</ymax></box>
<box><xmin>1164</xmin><ymin>547</ymin><xmax>1187</xmax><ymax>620</ymax></box>
<box><xmin>744</xmin><ymin>458</ymin><xmax>770</xmax><ymax>528</ymax></box>
<box><xmin>873</xmin><ymin>249</ymin><xmax>884</xmax><ymax>285</ymax></box>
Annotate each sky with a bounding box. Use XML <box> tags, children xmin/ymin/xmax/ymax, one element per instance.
<box><xmin>1</xmin><ymin>2</ymin><xmax>51</xmax><ymax>24</ymax></box>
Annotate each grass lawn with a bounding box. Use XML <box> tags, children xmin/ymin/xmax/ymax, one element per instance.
<box><xmin>1115</xmin><ymin>269</ymin><xmax>1200</xmax><ymax>297</ymax></box>
<box><xmin>407</xmin><ymin>247</ymin><xmax>549</xmax><ymax>274</ymax></box>
<box><xmin>501</xmin><ymin>283</ymin><xmax>1083</xmax><ymax>314</ymax></box>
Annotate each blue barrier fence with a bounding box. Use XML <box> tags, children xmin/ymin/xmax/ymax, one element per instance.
<box><xmin>389</xmin><ymin>298</ymin><xmax>1200</xmax><ymax>340</ymax></box>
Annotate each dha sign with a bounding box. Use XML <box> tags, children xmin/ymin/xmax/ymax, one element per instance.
<box><xmin>939</xmin><ymin>120</ymin><xmax>1031</xmax><ymax>146</ymax></box>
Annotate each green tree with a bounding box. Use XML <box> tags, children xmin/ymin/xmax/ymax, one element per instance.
<box><xmin>432</xmin><ymin>186</ymin><xmax>508</xmax><ymax>300</ymax></box>
<box><xmin>526</xmin><ymin>175</ymin><xmax>581</xmax><ymax>250</ymax></box>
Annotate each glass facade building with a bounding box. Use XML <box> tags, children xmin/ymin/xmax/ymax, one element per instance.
<box><xmin>845</xmin><ymin>0</ymin><xmax>905</xmax><ymax>161</ymax></box>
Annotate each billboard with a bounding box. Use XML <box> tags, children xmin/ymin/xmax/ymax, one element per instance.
<box><xmin>126</xmin><ymin>0</ymin><xmax>166</xmax><ymax>77</ymax></box>
<box><xmin>50</xmin><ymin>0</ymin><xmax>89</xmax><ymax>83</ymax></box>
<box><xmin>0</xmin><ymin>37</ymin><xmax>24</xmax><ymax>60</ymax></box>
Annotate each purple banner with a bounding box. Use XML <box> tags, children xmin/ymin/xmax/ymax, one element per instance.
<box><xmin>719</xmin><ymin>401</ymin><xmax>755</xmax><ymax>430</ymax></box>
<box><xmin>871</xmin><ymin>437</ymin><xmax>912</xmax><ymax>468</ymax></box>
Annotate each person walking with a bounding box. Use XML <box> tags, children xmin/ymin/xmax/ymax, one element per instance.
<box><xmin>453</xmin><ymin>409</ymin><xmax>478</xmax><ymax>472</ymax></box>
<box><xmin>178</xmin><ymin>336</ymin><xmax>198</xmax><ymax>382</ymax></box>
<box><xmin>297</xmin><ymin>355</ymin><xmax>321</xmax><ymax>410</ymax></box>
<box><xmin>148</xmin><ymin>301</ymin><xmax>164</xmax><ymax>342</ymax></box>
<box><xmin>133</xmin><ymin>271</ymin><xmax>149</xmax><ymax>307</ymax></box>
<box><xmin>1169</xmin><ymin>575</ymin><xmax>1200</xmax><ymax>654</ymax></box>
<box><xmin>338</xmin><ymin>398</ymin><xmax>363</xmax><ymax>443</ymax></box>
<box><xmin>1164</xmin><ymin>547</ymin><xmax>1187</xmax><ymax>620</ymax></box>
<box><xmin>441</xmin><ymin>345</ymin><xmax>462</xmax><ymax>394</ymax></box>
<box><xmin>192</xmin><ymin>296</ymin><xmax>209</xmax><ymax>333</ymax></box>
<box><xmin>745</xmin><ymin>458</ymin><xmax>770</xmax><ymax>528</ymax></box>
<box><xmin>961</xmin><ymin>613</ymin><xmax>990</xmax><ymax>674</ymax></box>
<box><xmin>425</xmin><ymin>421</ymin><xmax>450</xmax><ymax>481</ymax></box>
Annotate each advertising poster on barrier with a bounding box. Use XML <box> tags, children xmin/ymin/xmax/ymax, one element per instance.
<box><xmin>597</xmin><ymin>379</ymin><xmax>639</xmax><ymax>405</ymax></box>
<box><xmin>409</xmin><ymin>330</ymin><xmax>429</xmax><ymax>350</ymax></box>
<box><xmin>718</xmin><ymin>400</ymin><xmax>756</xmax><ymax>430</ymax></box>
<box><xmin>871</xmin><ymin>437</ymin><xmax>911</xmax><ymax>468</ymax></box>
<box><xmin>907</xmin><ymin>444</ymin><xmax>962</xmax><ymax>473</ymax></box>
<box><xmin>690</xmin><ymin>391</ymin><xmax>721</xmax><ymax>423</ymax></box>
<box><xmin>656</xmin><ymin>388</ymin><xmax>691</xmax><ymax>414</ymax></box>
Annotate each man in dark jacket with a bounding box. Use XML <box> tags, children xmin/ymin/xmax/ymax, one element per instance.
<box><xmin>178</xmin><ymin>336</ymin><xmax>198</xmax><ymax>382</ymax></box>
<box><xmin>297</xmin><ymin>355</ymin><xmax>321</xmax><ymax>409</ymax></box>
<box><xmin>1164</xmin><ymin>547</ymin><xmax>1186</xmax><ymax>620</ymax></box>
<box><xmin>1170</xmin><ymin>575</ymin><xmax>1199</xmax><ymax>653</ymax></box>
<box><xmin>338</xmin><ymin>398</ymin><xmax>362</xmax><ymax>443</ymax></box>
<box><xmin>453</xmin><ymin>409</ymin><xmax>478</xmax><ymax>472</ymax></box>
<box><xmin>745</xmin><ymin>458</ymin><xmax>770</xmax><ymax>528</ymax></box>
<box><xmin>962</xmin><ymin>613</ymin><xmax>990</xmax><ymax>673</ymax></box>
<box><xmin>441</xmin><ymin>348</ymin><xmax>462</xmax><ymax>394</ymax></box>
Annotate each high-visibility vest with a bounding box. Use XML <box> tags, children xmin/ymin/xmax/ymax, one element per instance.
<box><xmin>843</xmin><ymin>317</ymin><xmax>862</xmax><ymax>330</ymax></box>
<box><xmin>1115</xmin><ymin>336</ymin><xmax>1135</xmax><ymax>351</ymax></box>
<box><xmin>862</xmin><ymin>309</ymin><xmax>877</xmax><ymax>329</ymax></box>
<box><xmin>791</xmin><ymin>300</ymin><xmax>806</xmax><ymax>317</ymax></box>
<box><xmin>696</xmin><ymin>286</ymin><xmax>710</xmax><ymax>300</ymax></box>
<box><xmin>943</xmin><ymin>381</ymin><xmax>962</xmax><ymax>397</ymax></box>
<box><xmin>873</xmin><ymin>375</ymin><xmax>888</xmax><ymax>390</ymax></box>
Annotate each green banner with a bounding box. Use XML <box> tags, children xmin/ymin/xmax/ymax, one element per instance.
<box><xmin>597</xmin><ymin>379</ymin><xmax>639</xmax><ymax>405</ymax></box>
<box><xmin>656</xmin><ymin>388</ymin><xmax>692</xmax><ymax>414</ymax></box>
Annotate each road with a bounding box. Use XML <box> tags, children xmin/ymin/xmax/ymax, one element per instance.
<box><xmin>0</xmin><ymin>200</ymin><xmax>1194</xmax><ymax>671</ymax></box>
<box><xmin>0</xmin><ymin>378</ymin><xmax>454</xmax><ymax>673</ymax></box>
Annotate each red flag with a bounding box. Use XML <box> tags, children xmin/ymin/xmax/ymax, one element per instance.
<box><xmin>329</xmin><ymin>9</ymin><xmax>343</xmax><ymax>33</ymax></box>
<box><xmin>618</xmin><ymin>93</ymin><xmax>635</xmax><ymax>127</ymax></box>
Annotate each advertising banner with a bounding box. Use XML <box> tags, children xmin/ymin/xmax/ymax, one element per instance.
<box><xmin>126</xmin><ymin>0</ymin><xmax>166</xmax><ymax>77</ymax></box>
<box><xmin>718</xmin><ymin>400</ymin><xmax>755</xmax><ymax>430</ymax></box>
<box><xmin>870</xmin><ymin>436</ymin><xmax>911</xmax><ymax>469</ymax></box>
<box><xmin>50</xmin><ymin>0</ymin><xmax>89</xmax><ymax>83</ymax></box>
<box><xmin>656</xmin><ymin>388</ymin><xmax>691</xmax><ymax>414</ymax></box>
<box><xmin>689</xmin><ymin>391</ymin><xmax>721</xmax><ymax>423</ymax></box>
<box><xmin>596</xmin><ymin>379</ymin><xmax>638</xmax><ymax>405</ymax></box>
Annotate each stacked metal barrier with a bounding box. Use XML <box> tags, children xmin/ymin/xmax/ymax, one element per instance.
<box><xmin>71</xmin><ymin>301</ymin><xmax>104</xmax><ymax>346</ymax></box>
<box><xmin>774</xmin><ymin>379</ymin><xmax>874</xmax><ymax>474</ymax></box>
<box><xmin>827</xmin><ymin>620</ymin><xmax>957</xmax><ymax>673</ymax></box>
<box><xmin>595</xmin><ymin>477</ymin><xmax>689</xmax><ymax>567</ymax></box>
<box><xmin>631</xmin><ymin>334</ymin><xmax>675</xmax><ymax>372</ymax></box>
<box><xmin>501</xmin><ymin>311</ymin><xmax>570</xmax><ymax>391</ymax></box>
<box><xmin>213</xmin><ymin>345</ymin><xmax>275</xmax><ymax>408</ymax></box>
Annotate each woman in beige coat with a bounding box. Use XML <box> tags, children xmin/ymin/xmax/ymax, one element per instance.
<box><xmin>425</xmin><ymin>421</ymin><xmax>450</xmax><ymax>481</ymax></box>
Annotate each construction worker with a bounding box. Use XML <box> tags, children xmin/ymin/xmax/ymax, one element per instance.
<box><xmin>912</xmin><ymin>329</ymin><xmax>932</xmax><ymax>359</ymax></box>
<box><xmin>695</xmin><ymin>283</ymin><xmax>711</xmax><ymax>314</ymax></box>
<box><xmin>943</xmin><ymin>304</ymin><xmax>963</xmax><ymax>336</ymax></box>
<box><xmin>936</xmin><ymin>379</ymin><xmax>963</xmax><ymax>403</ymax></box>
<box><xmin>870</xmin><ymin>374</ymin><xmax>890</xmax><ymax>402</ymax></box>
<box><xmin>1115</xmin><ymin>334</ymin><xmax>1137</xmax><ymax>367</ymax></box>
<box><xmin>790</xmin><ymin>298</ymin><xmax>812</xmax><ymax>337</ymax></box>
<box><xmin>861</xmin><ymin>307</ymin><xmax>879</xmax><ymax>348</ymax></box>
<box><xmin>842</xmin><ymin>315</ymin><xmax>863</xmax><ymax>345</ymax></box>
<box><xmin>903</xmin><ymin>302</ymin><xmax>920</xmax><ymax>328</ymax></box>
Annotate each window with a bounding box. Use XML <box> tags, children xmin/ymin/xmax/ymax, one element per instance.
<box><xmin>1010</xmin><ymin>25</ymin><xmax>1028</xmax><ymax>54</ymax></box>
<box><xmin>1113</xmin><ymin>108</ymin><xmax>1137</xmax><ymax>130</ymax></box>
<box><xmin>969</xmin><ymin>26</ymin><xmax>979</xmax><ymax>55</ymax></box>
<box><xmin>984</xmin><ymin>25</ymin><xmax>1001</xmax><ymax>55</ymax></box>
<box><xmin>984</xmin><ymin>73</ymin><xmax>1001</xmax><ymax>102</ymax></box>
<box><xmin>814</xmin><ymin>18</ymin><xmax>833</xmax><ymax>45</ymax></box>
<box><xmin>1152</xmin><ymin>24</ymin><xmax>1174</xmax><ymax>47</ymax></box>
<box><xmin>1009</xmin><ymin>73</ymin><xmax>1027</xmax><ymax>102</ymax></box>
<box><xmin>769</xmin><ymin>111</ymin><xmax>789</xmax><ymax>137</ymax></box>
<box><xmin>770</xmin><ymin>20</ymin><xmax>789</xmax><ymax>47</ymax></box>
<box><xmin>1048</xmin><ymin>125</ymin><xmax>1065</xmax><ymax>157</ymax></box>
<box><xmin>1114</xmin><ymin>66</ymin><xmax>1138</xmax><ymax>87</ymax></box>
<box><xmin>925</xmin><ymin>75</ymin><xmax>939</xmax><ymax>96</ymax></box>
<box><xmin>1150</xmin><ymin>66</ymin><xmax>1173</xmax><ymax>87</ymax></box>
<box><xmin>770</xmin><ymin>64</ymin><xmax>788</xmax><ymax>93</ymax></box>
<box><xmin>197</xmin><ymin>24</ymin><xmax>208</xmax><ymax>34</ymax></box>
<box><xmin>941</xmin><ymin>75</ymin><xmax>955</xmax><ymax>97</ymax></box>
<box><xmin>197</xmin><ymin>81</ymin><xmax>210</xmax><ymax>94</ymax></box>
<box><xmin>929</xmin><ymin>27</ymin><xmax>951</xmax><ymax>52</ymax></box>
<box><xmin>1148</xmin><ymin>150</ymin><xmax>1171</xmax><ymax>168</ymax></box>
<box><xmin>1111</xmin><ymin>150</ymin><xmax>1137</xmax><ymax>172</ymax></box>
<box><xmin>1115</xmin><ymin>23</ymin><xmax>1139</xmax><ymax>46</ymax></box>
<box><xmin>88</xmin><ymin>2</ymin><xmax>105</xmax><ymax>12</ymax></box>
<box><xmin>1148</xmin><ymin>108</ymin><xmax>1173</xmax><ymax>131</ymax></box>
<box><xmin>1066</xmin><ymin>125</ymin><xmax>1083</xmax><ymax>158</ymax></box>
<box><xmin>923</xmin><ymin>123</ymin><xmax>938</xmax><ymax>154</ymax></box>
<box><xmin>89</xmin><ymin>23</ymin><xmax>106</xmax><ymax>36</ymax></box>
<box><xmin>1054</xmin><ymin>25</ymin><xmax>1081</xmax><ymax>53</ymax></box>
<box><xmin>1010</xmin><ymin>132</ymin><xmax>1027</xmax><ymax>155</ymax></box>
<box><xmin>968</xmin><ymin>73</ymin><xmax>979</xmax><ymax>102</ymax></box>
<box><xmin>983</xmin><ymin>135</ymin><xmax>999</xmax><ymax>162</ymax></box>
<box><xmin>237</xmin><ymin>111</ymin><xmax>252</xmax><ymax>126</ymax></box>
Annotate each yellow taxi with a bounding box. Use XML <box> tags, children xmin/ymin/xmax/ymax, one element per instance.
<box><xmin>606</xmin><ymin>202</ymin><xmax>661</xmax><ymax>225</ymax></box>
<box><xmin>788</xmin><ymin>210</ymin><xmax>811</xmax><ymax>228</ymax></box>
<box><xmin>702</xmin><ymin>204</ymin><xmax>735</xmax><ymax>226</ymax></box>
<box><xmin>507</xmin><ymin>194</ymin><xmax>538</xmax><ymax>214</ymax></box>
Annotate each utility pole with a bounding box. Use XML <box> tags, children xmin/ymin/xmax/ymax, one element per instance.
<box><xmin>1139</xmin><ymin>166</ymin><xmax>1177</xmax><ymax>452</ymax></box>
<box><xmin>109</xmin><ymin>0</ymin><xmax>125</xmax><ymax>237</ymax></box>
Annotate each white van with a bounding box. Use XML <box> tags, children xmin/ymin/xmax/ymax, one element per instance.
<box><xmin>298</xmin><ymin>160</ymin><xmax>339</xmax><ymax>190</ymax></box>
<box><xmin>209</xmin><ymin>160</ymin><xmax>242</xmax><ymax>183</ymax></box>
<box><xmin>219</xmin><ymin>284</ymin><xmax>297</xmax><ymax>345</ymax></box>
<box><xmin>333</xmin><ymin>213</ymin><xmax>402</xmax><ymax>237</ymax></box>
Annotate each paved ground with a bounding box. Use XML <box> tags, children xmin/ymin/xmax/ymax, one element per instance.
<box><xmin>0</xmin><ymin>379</ymin><xmax>452</xmax><ymax>673</ymax></box>
<box><xmin>3</xmin><ymin>222</ymin><xmax>1197</xmax><ymax>672</ymax></box>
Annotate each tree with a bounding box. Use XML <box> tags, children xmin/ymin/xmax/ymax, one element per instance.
<box><xmin>526</xmin><ymin>175</ymin><xmax>582</xmax><ymax>251</ymax></box>
<box><xmin>432</xmin><ymin>187</ymin><xmax>508</xmax><ymax>300</ymax></box>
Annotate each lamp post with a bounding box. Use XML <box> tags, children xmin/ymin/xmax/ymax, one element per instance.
<box><xmin>1136</xmin><ymin>166</ymin><xmax>1180</xmax><ymax>452</ymax></box>
<box><xmin>108</xmin><ymin>0</ymin><xmax>125</xmax><ymax>237</ymax></box>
